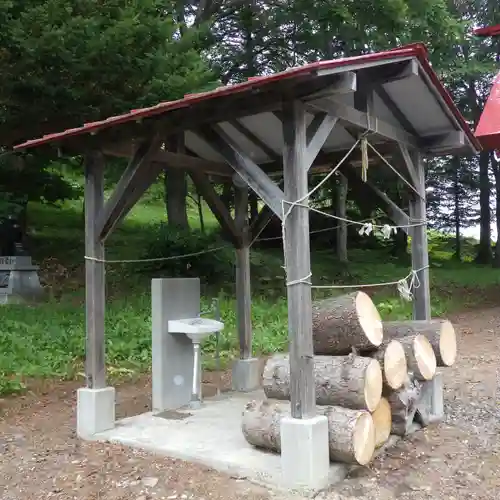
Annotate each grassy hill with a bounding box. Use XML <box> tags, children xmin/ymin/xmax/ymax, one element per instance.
<box><xmin>0</xmin><ymin>179</ymin><xmax>498</xmax><ymax>396</ymax></box>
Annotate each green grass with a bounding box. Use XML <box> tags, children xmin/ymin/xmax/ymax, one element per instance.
<box><xmin>0</xmin><ymin>182</ymin><xmax>499</xmax><ymax>396</ymax></box>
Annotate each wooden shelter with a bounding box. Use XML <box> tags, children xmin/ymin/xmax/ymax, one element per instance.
<box><xmin>14</xmin><ymin>42</ymin><xmax>479</xmax><ymax>422</ymax></box>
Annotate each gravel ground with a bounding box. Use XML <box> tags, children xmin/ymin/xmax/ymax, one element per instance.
<box><xmin>0</xmin><ymin>307</ymin><xmax>499</xmax><ymax>500</ymax></box>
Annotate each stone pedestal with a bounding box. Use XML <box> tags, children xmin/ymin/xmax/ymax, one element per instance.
<box><xmin>77</xmin><ymin>387</ymin><xmax>116</xmax><ymax>438</ymax></box>
<box><xmin>232</xmin><ymin>358</ymin><xmax>261</xmax><ymax>392</ymax></box>
<box><xmin>0</xmin><ymin>256</ymin><xmax>44</xmax><ymax>304</ymax></box>
<box><xmin>280</xmin><ymin>415</ymin><xmax>331</xmax><ymax>492</ymax></box>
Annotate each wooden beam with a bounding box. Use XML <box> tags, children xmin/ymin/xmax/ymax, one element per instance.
<box><xmin>374</xmin><ymin>85</ymin><xmax>420</xmax><ymax>136</ymax></box>
<box><xmin>306</xmin><ymin>97</ymin><xmax>420</xmax><ymax>149</ymax></box>
<box><xmin>103</xmin><ymin>143</ymin><xmax>232</xmax><ymax>177</ymax></box>
<box><xmin>84</xmin><ymin>151</ymin><xmax>106</xmax><ymax>389</ymax></box>
<box><xmin>97</xmin><ymin>136</ymin><xmax>163</xmax><ymax>241</ymax></box>
<box><xmin>195</xmin><ymin>125</ymin><xmax>285</xmax><ymax>220</ymax></box>
<box><xmin>303</xmin><ymin>71</ymin><xmax>357</xmax><ymax>99</ymax></box>
<box><xmin>282</xmin><ymin>100</ymin><xmax>316</xmax><ymax>419</ymax></box>
<box><xmin>424</xmin><ymin>131</ymin><xmax>465</xmax><ymax>154</ymax></box>
<box><xmin>189</xmin><ymin>171</ymin><xmax>241</xmax><ymax>247</ymax></box>
<box><xmin>396</xmin><ymin>143</ymin><xmax>420</xmax><ymax>190</ymax></box>
<box><xmin>374</xmin><ymin>59</ymin><xmax>419</xmax><ymax>83</ymax></box>
<box><xmin>248</xmin><ymin>179</ymin><xmax>284</xmax><ymax>243</ymax></box>
<box><xmin>228</xmin><ymin>119</ymin><xmax>280</xmax><ymax>160</ymax></box>
<box><xmin>409</xmin><ymin>151</ymin><xmax>431</xmax><ymax>320</ymax></box>
<box><xmin>304</xmin><ymin>113</ymin><xmax>338</xmax><ymax>170</ymax></box>
<box><xmin>234</xmin><ymin>183</ymin><xmax>253</xmax><ymax>359</ymax></box>
<box><xmin>111</xmin><ymin>161</ymin><xmax>165</xmax><ymax>231</ymax></box>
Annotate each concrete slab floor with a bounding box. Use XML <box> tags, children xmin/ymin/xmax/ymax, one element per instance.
<box><xmin>94</xmin><ymin>389</ymin><xmax>349</xmax><ymax>492</ymax></box>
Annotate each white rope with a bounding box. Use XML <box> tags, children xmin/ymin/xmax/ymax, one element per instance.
<box><xmin>84</xmin><ymin>136</ymin><xmax>427</xmax><ymax>289</ymax></box>
<box><xmin>280</xmin><ymin>136</ymin><xmax>427</xmax><ymax>290</ymax></box>
<box><xmin>84</xmin><ymin>245</ymin><xmax>227</xmax><ymax>264</ymax></box>
<box><xmin>312</xmin><ymin>265</ymin><xmax>428</xmax><ymax>302</ymax></box>
<box><xmin>368</xmin><ymin>142</ymin><xmax>421</xmax><ymax>197</ymax></box>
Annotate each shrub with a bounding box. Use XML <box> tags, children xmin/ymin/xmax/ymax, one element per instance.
<box><xmin>141</xmin><ymin>224</ymin><xmax>236</xmax><ymax>282</ymax></box>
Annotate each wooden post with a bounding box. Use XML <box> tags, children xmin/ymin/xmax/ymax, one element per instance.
<box><xmin>336</xmin><ymin>173</ymin><xmax>348</xmax><ymax>262</ymax></box>
<box><xmin>409</xmin><ymin>151</ymin><xmax>431</xmax><ymax>320</ymax></box>
<box><xmin>234</xmin><ymin>177</ymin><xmax>253</xmax><ymax>359</ymax></box>
<box><xmin>84</xmin><ymin>151</ymin><xmax>106</xmax><ymax>389</ymax></box>
<box><xmin>282</xmin><ymin>101</ymin><xmax>316</xmax><ymax>419</ymax></box>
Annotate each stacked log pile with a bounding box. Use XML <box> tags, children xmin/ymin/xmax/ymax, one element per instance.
<box><xmin>242</xmin><ymin>291</ymin><xmax>457</xmax><ymax>466</ymax></box>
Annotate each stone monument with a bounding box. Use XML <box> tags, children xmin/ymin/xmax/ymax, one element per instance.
<box><xmin>0</xmin><ymin>213</ymin><xmax>44</xmax><ymax>304</ymax></box>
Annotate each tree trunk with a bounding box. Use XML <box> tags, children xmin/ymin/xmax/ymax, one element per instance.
<box><xmin>164</xmin><ymin>170</ymin><xmax>189</xmax><ymax>228</ymax></box>
<box><xmin>336</xmin><ymin>173</ymin><xmax>348</xmax><ymax>262</ymax></box>
<box><xmin>312</xmin><ymin>292</ymin><xmax>383</xmax><ymax>355</ymax></box>
<box><xmin>382</xmin><ymin>320</ymin><xmax>457</xmax><ymax>367</ymax></box>
<box><xmin>242</xmin><ymin>400</ymin><xmax>376</xmax><ymax>465</ymax></box>
<box><xmin>262</xmin><ymin>353</ymin><xmax>382</xmax><ymax>411</ymax></box>
<box><xmin>385</xmin><ymin>378</ymin><xmax>422</xmax><ymax>436</ymax></box>
<box><xmin>476</xmin><ymin>151</ymin><xmax>492</xmax><ymax>264</ymax></box>
<box><xmin>452</xmin><ymin>156</ymin><xmax>461</xmax><ymax>261</ymax></box>
<box><xmin>397</xmin><ymin>335</ymin><xmax>436</xmax><ymax>381</ymax></box>
<box><xmin>371</xmin><ymin>397</ymin><xmax>392</xmax><ymax>447</ymax></box>
<box><xmin>491</xmin><ymin>154</ymin><xmax>500</xmax><ymax>268</ymax></box>
<box><xmin>370</xmin><ymin>340</ymin><xmax>408</xmax><ymax>390</ymax></box>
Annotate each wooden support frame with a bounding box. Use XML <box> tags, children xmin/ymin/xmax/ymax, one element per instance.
<box><xmin>234</xmin><ymin>179</ymin><xmax>253</xmax><ymax>359</ymax></box>
<box><xmin>228</xmin><ymin>119</ymin><xmax>280</xmax><ymax>161</ymax></box>
<box><xmin>306</xmin><ymin>97</ymin><xmax>420</xmax><ymax>149</ymax></box>
<box><xmin>194</xmin><ymin>126</ymin><xmax>285</xmax><ymax>219</ymax></box>
<box><xmin>282</xmin><ymin>100</ymin><xmax>316</xmax><ymax>419</ymax></box>
<box><xmin>84</xmin><ymin>151</ymin><xmax>106</xmax><ymax>389</ymax></box>
<box><xmin>341</xmin><ymin>165</ymin><xmax>411</xmax><ymax>235</ymax></box>
<box><xmin>97</xmin><ymin>136</ymin><xmax>163</xmax><ymax>241</ymax></box>
<box><xmin>408</xmin><ymin>151</ymin><xmax>431</xmax><ymax>320</ymax></box>
<box><xmin>189</xmin><ymin>171</ymin><xmax>242</xmax><ymax>247</ymax></box>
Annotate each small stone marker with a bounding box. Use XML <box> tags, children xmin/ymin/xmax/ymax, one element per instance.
<box><xmin>0</xmin><ymin>255</ymin><xmax>44</xmax><ymax>304</ymax></box>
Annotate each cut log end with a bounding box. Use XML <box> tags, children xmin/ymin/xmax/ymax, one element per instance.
<box><xmin>353</xmin><ymin>412</ymin><xmax>376</xmax><ymax>465</ymax></box>
<box><xmin>364</xmin><ymin>359</ymin><xmax>383</xmax><ymax>412</ymax></box>
<box><xmin>371</xmin><ymin>397</ymin><xmax>392</xmax><ymax>448</ymax></box>
<box><xmin>414</xmin><ymin>334</ymin><xmax>437</xmax><ymax>380</ymax></box>
<box><xmin>440</xmin><ymin>320</ymin><xmax>457</xmax><ymax>366</ymax></box>
<box><xmin>356</xmin><ymin>291</ymin><xmax>383</xmax><ymax>348</ymax></box>
<box><xmin>383</xmin><ymin>340</ymin><xmax>408</xmax><ymax>390</ymax></box>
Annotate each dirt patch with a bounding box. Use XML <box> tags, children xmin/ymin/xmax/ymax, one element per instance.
<box><xmin>0</xmin><ymin>309</ymin><xmax>499</xmax><ymax>499</ymax></box>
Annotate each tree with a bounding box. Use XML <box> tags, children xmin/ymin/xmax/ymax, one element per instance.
<box><xmin>426</xmin><ymin>156</ymin><xmax>480</xmax><ymax>260</ymax></box>
<box><xmin>0</xmin><ymin>0</ymin><xmax>216</xmax><ymax>146</ymax></box>
<box><xmin>0</xmin><ymin>0</ymin><xmax>216</xmax><ymax>232</ymax></box>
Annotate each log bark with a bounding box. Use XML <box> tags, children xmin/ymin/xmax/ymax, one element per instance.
<box><xmin>263</xmin><ymin>353</ymin><xmax>382</xmax><ymax>411</ymax></box>
<box><xmin>370</xmin><ymin>340</ymin><xmax>407</xmax><ymax>390</ymax></box>
<box><xmin>312</xmin><ymin>292</ymin><xmax>383</xmax><ymax>355</ymax></box>
<box><xmin>385</xmin><ymin>378</ymin><xmax>422</xmax><ymax>436</ymax></box>
<box><xmin>383</xmin><ymin>320</ymin><xmax>457</xmax><ymax>367</ymax></box>
<box><xmin>397</xmin><ymin>335</ymin><xmax>436</xmax><ymax>381</ymax></box>
<box><xmin>241</xmin><ymin>400</ymin><xmax>376</xmax><ymax>465</ymax></box>
<box><xmin>371</xmin><ymin>397</ymin><xmax>392</xmax><ymax>448</ymax></box>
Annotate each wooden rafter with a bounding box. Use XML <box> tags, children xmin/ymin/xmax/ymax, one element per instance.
<box><xmin>306</xmin><ymin>97</ymin><xmax>419</xmax><ymax>149</ymax></box>
<box><xmin>228</xmin><ymin>119</ymin><xmax>280</xmax><ymax>161</ymax></box>
<box><xmin>194</xmin><ymin>125</ymin><xmax>286</xmax><ymax>219</ymax></box>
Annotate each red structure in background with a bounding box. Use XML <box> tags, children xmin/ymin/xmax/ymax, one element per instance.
<box><xmin>473</xmin><ymin>24</ymin><xmax>500</xmax><ymax>153</ymax></box>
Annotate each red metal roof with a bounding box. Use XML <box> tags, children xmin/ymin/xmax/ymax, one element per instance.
<box><xmin>474</xmin><ymin>25</ymin><xmax>500</xmax><ymax>37</ymax></box>
<box><xmin>475</xmin><ymin>71</ymin><xmax>500</xmax><ymax>150</ymax></box>
<box><xmin>13</xmin><ymin>43</ymin><xmax>479</xmax><ymax>152</ymax></box>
